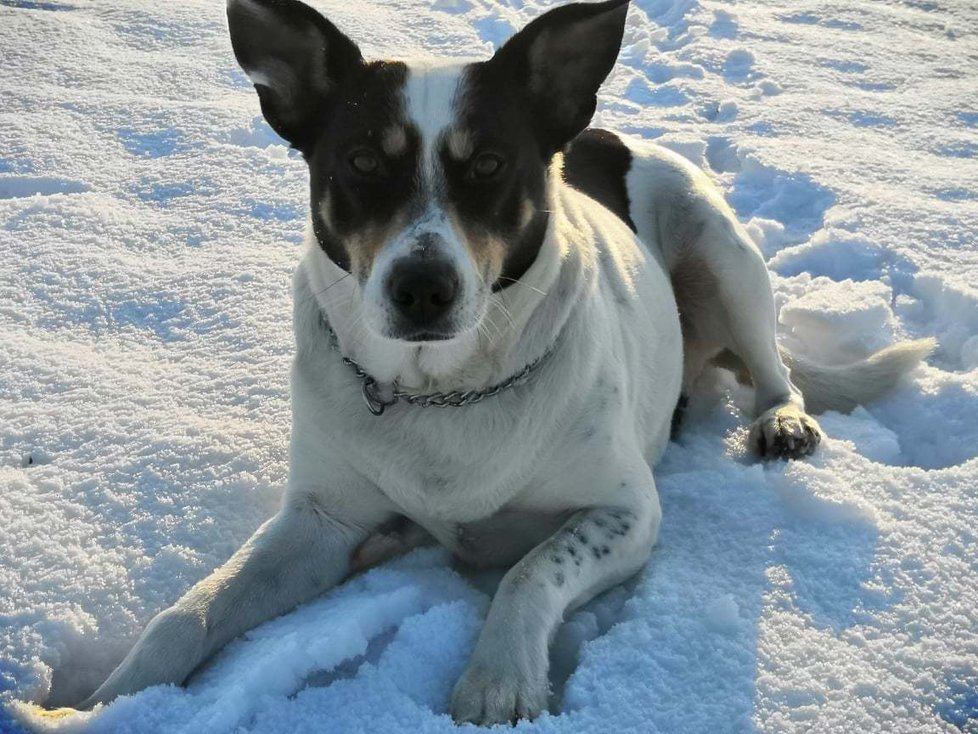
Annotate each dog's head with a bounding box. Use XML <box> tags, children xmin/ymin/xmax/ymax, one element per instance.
<box><xmin>228</xmin><ymin>0</ymin><xmax>628</xmax><ymax>343</ymax></box>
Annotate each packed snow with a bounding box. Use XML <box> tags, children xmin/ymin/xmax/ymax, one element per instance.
<box><xmin>2</xmin><ymin>0</ymin><xmax>977</xmax><ymax>731</ymax></box>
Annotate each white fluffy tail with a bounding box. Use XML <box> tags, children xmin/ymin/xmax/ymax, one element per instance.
<box><xmin>782</xmin><ymin>338</ymin><xmax>936</xmax><ymax>415</ymax></box>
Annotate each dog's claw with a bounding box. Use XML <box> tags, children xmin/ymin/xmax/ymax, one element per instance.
<box><xmin>749</xmin><ymin>404</ymin><xmax>823</xmax><ymax>460</ymax></box>
<box><xmin>450</xmin><ymin>660</ymin><xmax>548</xmax><ymax>726</ymax></box>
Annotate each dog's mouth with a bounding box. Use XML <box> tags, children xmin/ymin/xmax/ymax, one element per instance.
<box><xmin>397</xmin><ymin>330</ymin><xmax>455</xmax><ymax>343</ymax></box>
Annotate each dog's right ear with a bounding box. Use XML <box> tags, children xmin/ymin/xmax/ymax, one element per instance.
<box><xmin>226</xmin><ymin>0</ymin><xmax>363</xmax><ymax>153</ymax></box>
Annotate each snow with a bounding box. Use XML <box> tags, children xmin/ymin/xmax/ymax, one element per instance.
<box><xmin>1</xmin><ymin>0</ymin><xmax>976</xmax><ymax>732</ymax></box>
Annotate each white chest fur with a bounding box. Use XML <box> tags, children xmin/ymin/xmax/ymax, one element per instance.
<box><xmin>288</xmin><ymin>182</ymin><xmax>683</xmax><ymax>531</ymax></box>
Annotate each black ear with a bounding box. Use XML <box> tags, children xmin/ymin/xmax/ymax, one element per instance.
<box><xmin>226</xmin><ymin>0</ymin><xmax>363</xmax><ymax>153</ymax></box>
<box><xmin>488</xmin><ymin>0</ymin><xmax>629</xmax><ymax>154</ymax></box>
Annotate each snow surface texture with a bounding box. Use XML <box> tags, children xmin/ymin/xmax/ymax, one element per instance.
<box><xmin>2</xmin><ymin>0</ymin><xmax>977</xmax><ymax>732</ymax></box>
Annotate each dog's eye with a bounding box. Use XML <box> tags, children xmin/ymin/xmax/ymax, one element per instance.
<box><xmin>349</xmin><ymin>150</ymin><xmax>380</xmax><ymax>176</ymax></box>
<box><xmin>470</xmin><ymin>153</ymin><xmax>504</xmax><ymax>179</ymax></box>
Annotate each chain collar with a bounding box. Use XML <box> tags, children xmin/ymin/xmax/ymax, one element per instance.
<box><xmin>320</xmin><ymin>314</ymin><xmax>552</xmax><ymax>416</ymax></box>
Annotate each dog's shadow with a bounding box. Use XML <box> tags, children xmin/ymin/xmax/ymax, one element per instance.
<box><xmin>548</xmin><ymin>408</ymin><xmax>887</xmax><ymax>730</ymax></box>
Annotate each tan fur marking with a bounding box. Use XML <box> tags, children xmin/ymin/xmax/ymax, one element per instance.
<box><xmin>382</xmin><ymin>126</ymin><xmax>407</xmax><ymax>156</ymax></box>
<box><xmin>346</xmin><ymin>213</ymin><xmax>409</xmax><ymax>279</ymax></box>
<box><xmin>319</xmin><ymin>193</ymin><xmax>334</xmax><ymax>231</ymax></box>
<box><xmin>443</xmin><ymin>209</ymin><xmax>506</xmax><ymax>283</ymax></box>
<box><xmin>446</xmin><ymin>128</ymin><xmax>474</xmax><ymax>160</ymax></box>
<box><xmin>519</xmin><ymin>199</ymin><xmax>535</xmax><ymax>230</ymax></box>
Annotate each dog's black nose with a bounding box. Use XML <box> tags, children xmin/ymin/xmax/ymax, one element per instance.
<box><xmin>387</xmin><ymin>259</ymin><xmax>459</xmax><ymax>328</ymax></box>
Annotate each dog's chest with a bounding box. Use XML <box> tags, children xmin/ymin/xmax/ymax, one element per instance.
<box><xmin>328</xmin><ymin>384</ymin><xmax>546</xmax><ymax>527</ymax></box>
<box><xmin>352</xmin><ymin>403</ymin><xmax>548</xmax><ymax>523</ymax></box>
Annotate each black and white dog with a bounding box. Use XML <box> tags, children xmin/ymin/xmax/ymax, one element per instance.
<box><xmin>77</xmin><ymin>0</ymin><xmax>931</xmax><ymax>724</ymax></box>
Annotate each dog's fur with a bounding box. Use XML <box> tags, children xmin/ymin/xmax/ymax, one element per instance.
<box><xmin>75</xmin><ymin>0</ymin><xmax>933</xmax><ymax>724</ymax></box>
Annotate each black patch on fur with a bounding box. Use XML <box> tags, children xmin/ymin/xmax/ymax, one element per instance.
<box><xmin>455</xmin><ymin>0</ymin><xmax>629</xmax><ymax>287</ymax></box>
<box><xmin>454</xmin><ymin>63</ymin><xmax>551</xmax><ymax>287</ymax></box>
<box><xmin>563</xmin><ymin>128</ymin><xmax>636</xmax><ymax>232</ymax></box>
<box><xmin>228</xmin><ymin>2</ymin><xmax>419</xmax><ymax>274</ymax></box>
<box><xmin>307</xmin><ymin>61</ymin><xmax>414</xmax><ymax>272</ymax></box>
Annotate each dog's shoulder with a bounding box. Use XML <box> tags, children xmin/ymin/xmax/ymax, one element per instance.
<box><xmin>562</xmin><ymin>128</ymin><xmax>638</xmax><ymax>233</ymax></box>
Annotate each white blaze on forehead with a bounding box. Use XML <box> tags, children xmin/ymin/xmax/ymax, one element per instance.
<box><xmin>403</xmin><ymin>59</ymin><xmax>473</xmax><ymax>185</ymax></box>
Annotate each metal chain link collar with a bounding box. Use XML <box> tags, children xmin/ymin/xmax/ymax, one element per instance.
<box><xmin>320</xmin><ymin>313</ymin><xmax>552</xmax><ymax>416</ymax></box>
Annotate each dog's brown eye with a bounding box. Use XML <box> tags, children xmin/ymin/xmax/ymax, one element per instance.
<box><xmin>471</xmin><ymin>153</ymin><xmax>504</xmax><ymax>179</ymax></box>
<box><xmin>349</xmin><ymin>150</ymin><xmax>380</xmax><ymax>175</ymax></box>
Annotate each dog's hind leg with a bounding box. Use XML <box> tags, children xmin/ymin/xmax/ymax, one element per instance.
<box><xmin>350</xmin><ymin>515</ymin><xmax>436</xmax><ymax>573</ymax></box>
<box><xmin>664</xmin><ymin>187</ymin><xmax>822</xmax><ymax>459</ymax></box>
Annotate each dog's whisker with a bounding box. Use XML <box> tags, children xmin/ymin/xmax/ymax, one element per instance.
<box><xmin>494</xmin><ymin>276</ymin><xmax>548</xmax><ymax>297</ymax></box>
<box><xmin>490</xmin><ymin>295</ymin><xmax>518</xmax><ymax>331</ymax></box>
<box><xmin>300</xmin><ymin>272</ymin><xmax>353</xmax><ymax>306</ymax></box>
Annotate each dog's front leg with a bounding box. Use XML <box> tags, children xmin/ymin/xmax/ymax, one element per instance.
<box><xmin>78</xmin><ymin>497</ymin><xmax>372</xmax><ymax>709</ymax></box>
<box><xmin>450</xmin><ymin>475</ymin><xmax>661</xmax><ymax>725</ymax></box>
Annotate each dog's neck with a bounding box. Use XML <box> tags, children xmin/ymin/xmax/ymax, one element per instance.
<box><xmin>302</xmin><ymin>162</ymin><xmax>586</xmax><ymax>394</ymax></box>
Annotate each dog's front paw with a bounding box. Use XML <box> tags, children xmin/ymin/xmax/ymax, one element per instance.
<box><xmin>450</xmin><ymin>658</ymin><xmax>548</xmax><ymax>726</ymax></box>
<box><xmin>749</xmin><ymin>403</ymin><xmax>823</xmax><ymax>460</ymax></box>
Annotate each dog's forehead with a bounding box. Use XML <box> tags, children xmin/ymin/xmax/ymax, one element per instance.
<box><xmin>401</xmin><ymin>58</ymin><xmax>478</xmax><ymax>155</ymax></box>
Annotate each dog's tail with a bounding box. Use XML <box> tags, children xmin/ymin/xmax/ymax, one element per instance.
<box><xmin>782</xmin><ymin>338</ymin><xmax>936</xmax><ymax>415</ymax></box>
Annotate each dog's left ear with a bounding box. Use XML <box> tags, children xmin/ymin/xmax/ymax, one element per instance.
<box><xmin>226</xmin><ymin>0</ymin><xmax>364</xmax><ymax>153</ymax></box>
<box><xmin>487</xmin><ymin>0</ymin><xmax>629</xmax><ymax>154</ymax></box>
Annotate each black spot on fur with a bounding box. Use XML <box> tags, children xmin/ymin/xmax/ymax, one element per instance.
<box><xmin>563</xmin><ymin>128</ymin><xmax>636</xmax><ymax>232</ymax></box>
<box><xmin>554</xmin><ymin>571</ymin><xmax>566</xmax><ymax>587</ymax></box>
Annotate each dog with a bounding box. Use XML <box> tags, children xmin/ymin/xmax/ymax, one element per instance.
<box><xmin>73</xmin><ymin>0</ymin><xmax>933</xmax><ymax>725</ymax></box>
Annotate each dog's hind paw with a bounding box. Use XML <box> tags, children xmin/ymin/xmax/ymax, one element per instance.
<box><xmin>749</xmin><ymin>403</ymin><xmax>823</xmax><ymax>460</ymax></box>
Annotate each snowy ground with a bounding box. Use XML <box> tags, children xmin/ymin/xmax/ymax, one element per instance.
<box><xmin>2</xmin><ymin>0</ymin><xmax>977</xmax><ymax>731</ymax></box>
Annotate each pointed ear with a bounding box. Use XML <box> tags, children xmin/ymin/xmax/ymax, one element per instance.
<box><xmin>226</xmin><ymin>0</ymin><xmax>363</xmax><ymax>152</ymax></box>
<box><xmin>488</xmin><ymin>0</ymin><xmax>629</xmax><ymax>153</ymax></box>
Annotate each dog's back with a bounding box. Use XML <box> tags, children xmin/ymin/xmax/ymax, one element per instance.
<box><xmin>564</xmin><ymin>127</ymin><xmax>934</xmax><ymax>428</ymax></box>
